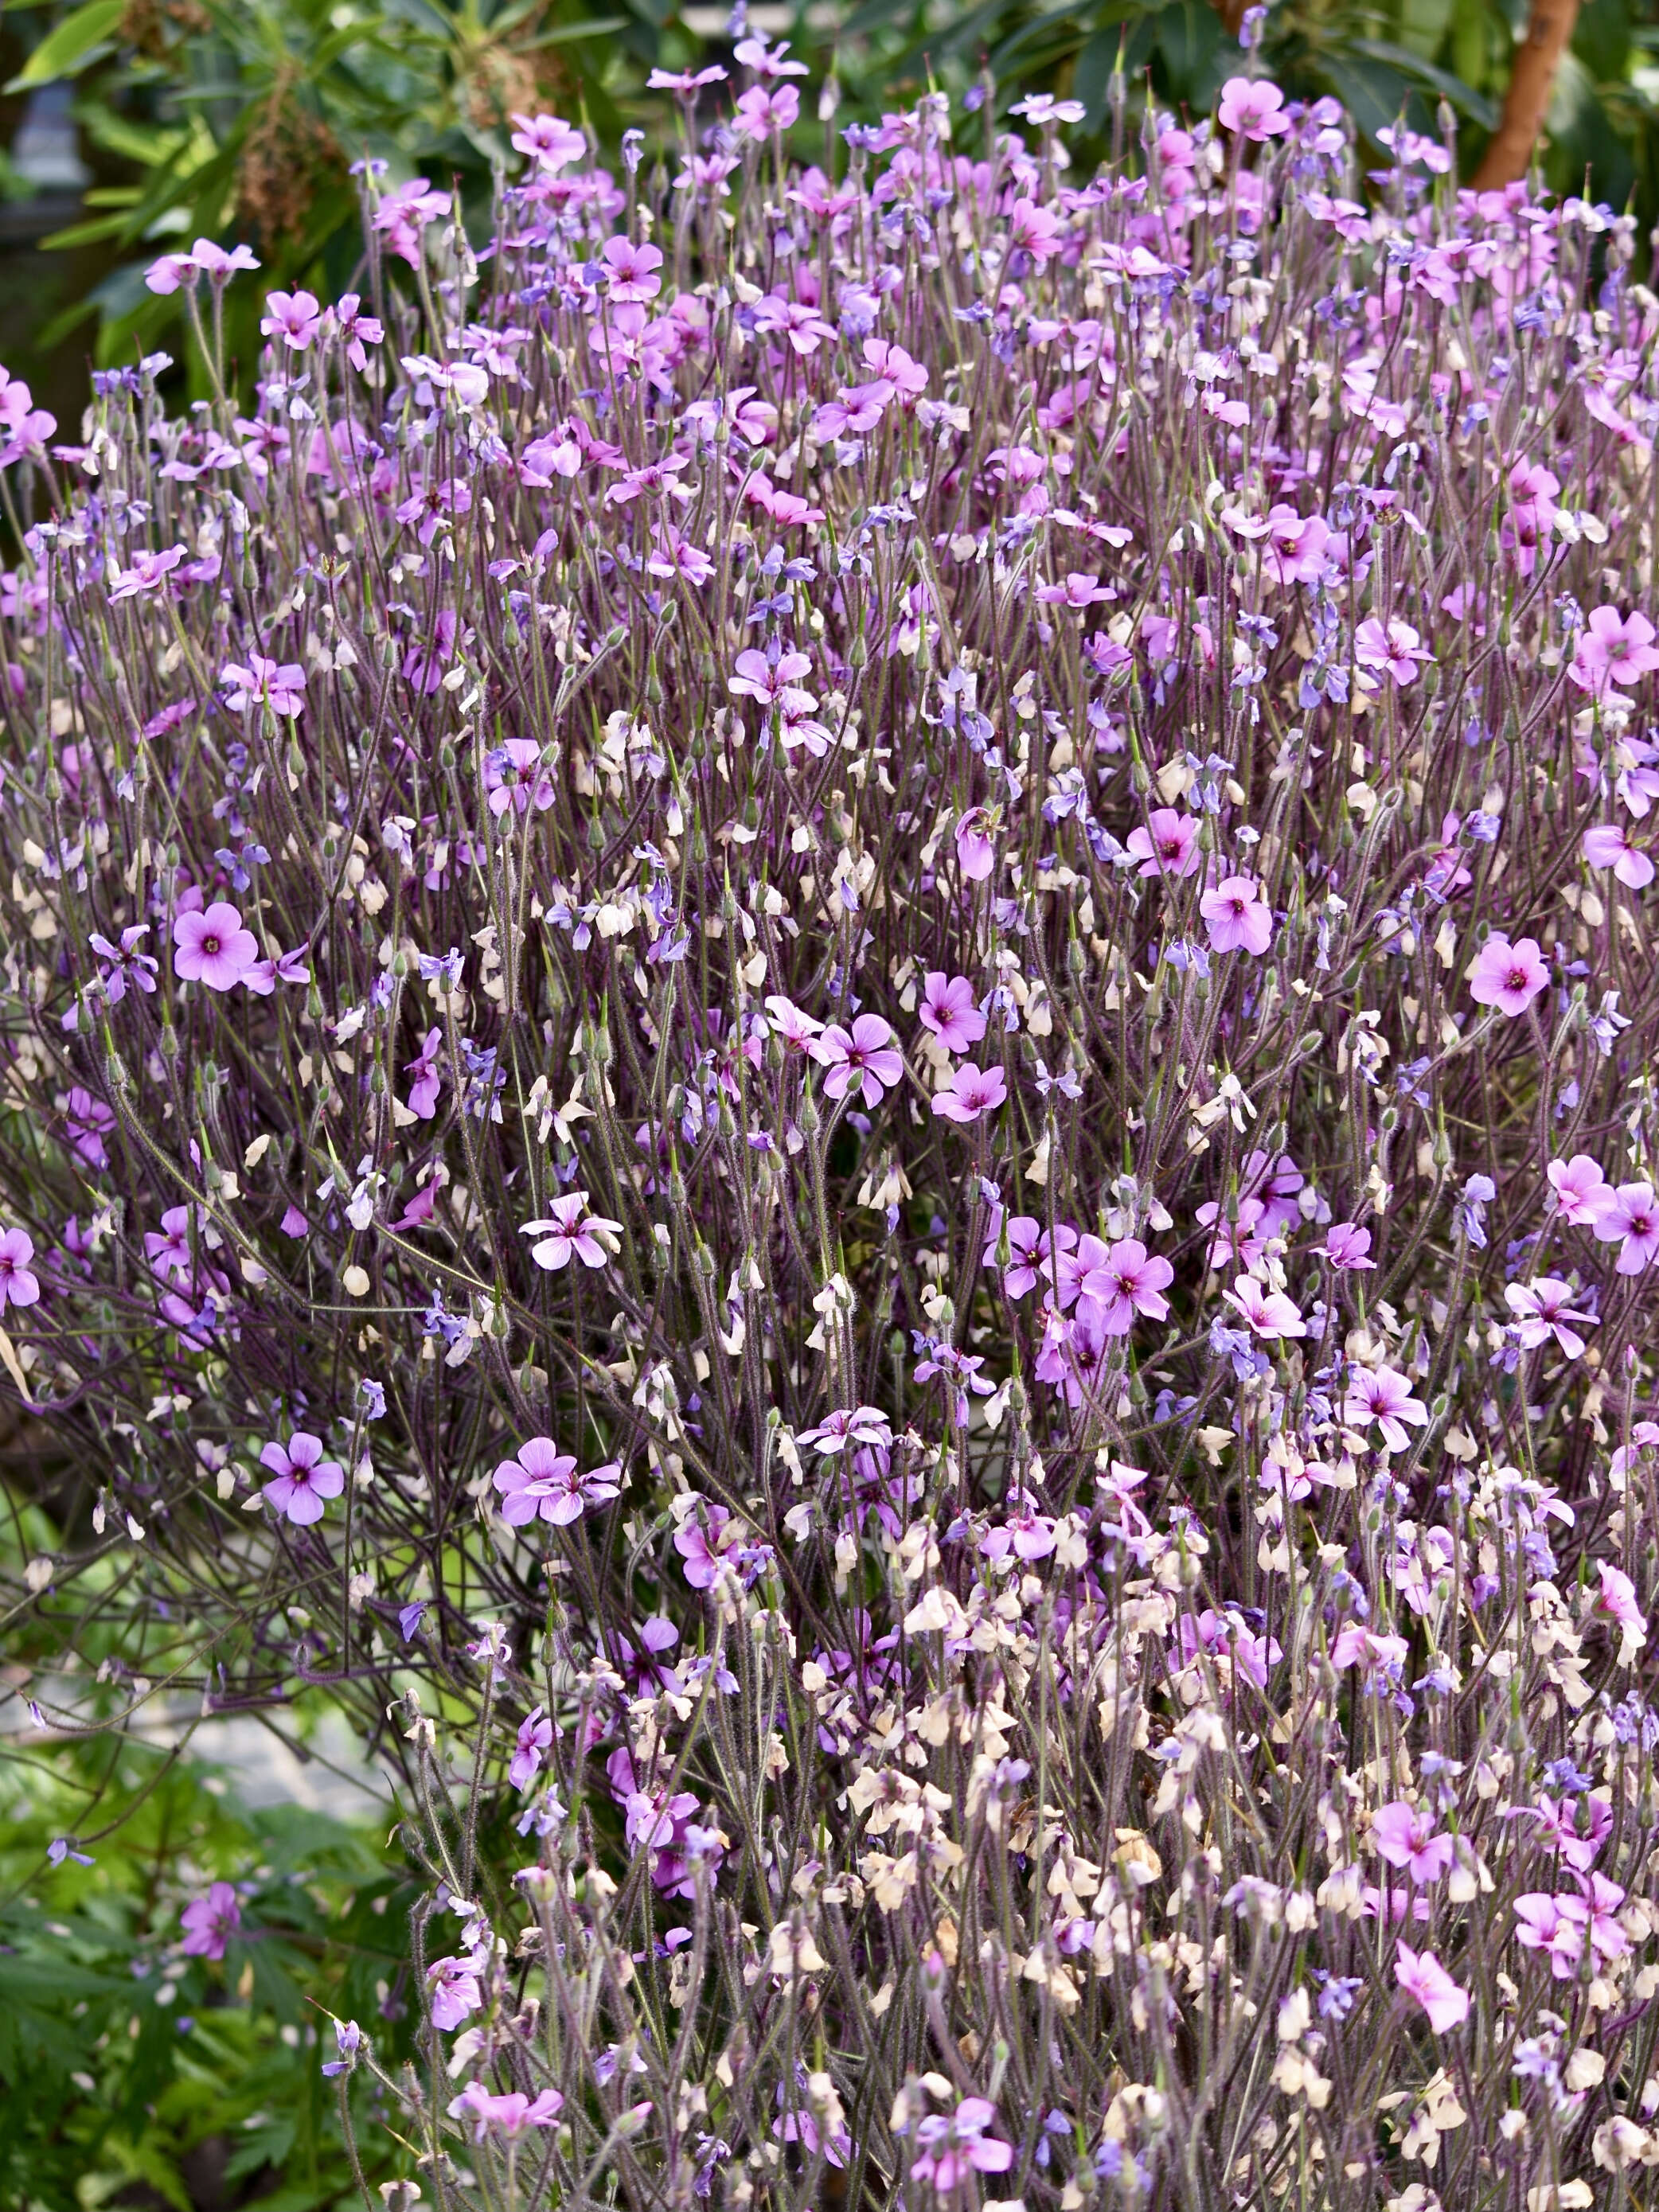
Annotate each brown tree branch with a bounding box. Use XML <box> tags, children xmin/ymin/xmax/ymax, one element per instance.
<box><xmin>1472</xmin><ymin>0</ymin><xmax>1580</xmax><ymax>188</ymax></box>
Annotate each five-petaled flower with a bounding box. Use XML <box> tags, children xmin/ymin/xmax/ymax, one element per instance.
<box><xmin>260</xmin><ymin>1432</ymin><xmax>345</xmax><ymax>1525</ymax></box>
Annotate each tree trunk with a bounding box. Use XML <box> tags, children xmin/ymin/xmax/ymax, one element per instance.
<box><xmin>1472</xmin><ymin>0</ymin><xmax>1580</xmax><ymax>188</ymax></box>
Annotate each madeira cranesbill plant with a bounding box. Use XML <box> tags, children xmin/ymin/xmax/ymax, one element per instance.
<box><xmin>6</xmin><ymin>42</ymin><xmax>1659</xmax><ymax>2212</ymax></box>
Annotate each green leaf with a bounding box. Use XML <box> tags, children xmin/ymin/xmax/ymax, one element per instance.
<box><xmin>1348</xmin><ymin>37</ymin><xmax>1498</xmax><ymax>127</ymax></box>
<box><xmin>6</xmin><ymin>0</ymin><xmax>127</xmax><ymax>88</ymax></box>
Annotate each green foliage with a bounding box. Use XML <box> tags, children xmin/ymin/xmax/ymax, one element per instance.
<box><xmin>0</xmin><ymin>1731</ymin><xmax>420</xmax><ymax>2211</ymax></box>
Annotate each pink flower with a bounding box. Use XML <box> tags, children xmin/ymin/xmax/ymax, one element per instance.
<box><xmin>427</xmin><ymin>1955</ymin><xmax>484</xmax><ymax>2030</ymax></box>
<box><xmin>1593</xmin><ymin>1560</ymin><xmax>1646</xmax><ymax>1649</ymax></box>
<box><xmin>1078</xmin><ymin>1238</ymin><xmax>1174</xmax><ymax>1336</ymax></box>
<box><xmin>1394</xmin><ymin>1944</ymin><xmax>1469</xmax><ymax>2031</ymax></box>
<box><xmin>674</xmin><ymin>1504</ymin><xmax>738</xmax><ymax>1590</ymax></box>
<box><xmin>1547</xmin><ymin>1153</ymin><xmax>1610</xmax><ymax>1227</ymax></box>
<box><xmin>1006</xmin><ymin>198</ymin><xmax>1063</xmax><ymax>262</ymax></box>
<box><xmin>493</xmin><ymin>1438</ymin><xmax>622</xmax><ymax>1527</ymax></box>
<box><xmin>1331</xmin><ymin>1625</ymin><xmax>1410</xmax><ymax>1675</ymax></box>
<box><xmin>733</xmin><ymin>83</ymin><xmax>800</xmax><ymax>140</ymax></box>
<box><xmin>811</xmin><ymin>1015</ymin><xmax>904</xmax><ymax>1107</ymax></box>
<box><xmin>1342</xmin><ymin>1365</ymin><xmax>1428</xmax><ymax>1453</ymax></box>
<box><xmin>1224</xmin><ymin>1274</ymin><xmax>1306</xmax><ymax>1339</ymax></box>
<box><xmin>954</xmin><ymin>806</ymin><xmax>997</xmax><ymax>882</ymax></box>
<box><xmin>1177</xmin><ymin>1607</ymin><xmax>1281</xmax><ymax>1690</ymax></box>
<box><xmin>180</xmin><ymin>1882</ymin><xmax>240</xmax><ymax>1960</ymax></box>
<box><xmin>1372</xmin><ymin>1801</ymin><xmax>1454</xmax><ymax>1885</ymax></box>
<box><xmin>764</xmin><ymin>995</ymin><xmax>823</xmax><ymax>1052</ymax></box>
<box><xmin>917</xmin><ymin>973</ymin><xmax>986</xmax><ymax>1054</ymax></box>
<box><xmin>485</xmin><ymin>738</ymin><xmax>556</xmax><ymax>817</ymax></box>
<box><xmin>509</xmin><ymin>111</ymin><xmax>587</xmax><ymax>170</ymax></box>
<box><xmin>0</xmin><ymin>1227</ymin><xmax>40</xmax><ymax>1310</ymax></box>
<box><xmin>173</xmin><ymin>902</ymin><xmax>258</xmax><ymax>992</ymax></box>
<box><xmin>1505</xmin><ymin>1277</ymin><xmax>1596</xmax><ymax>1359</ymax></box>
<box><xmin>1571</xmin><ymin>605</ymin><xmax>1659</xmax><ymax>697</ymax></box>
<box><xmin>404</xmin><ymin>1029</ymin><xmax>443</xmax><ymax>1120</ymax></box>
<box><xmin>1592</xmin><ymin>1182</ymin><xmax>1659</xmax><ymax>1274</ymax></box>
<box><xmin>1217</xmin><ymin>76</ymin><xmax>1290</xmax><ymax>140</ymax></box>
<box><xmin>1467</xmin><ymin>934</ymin><xmax>1548</xmax><ymax>1016</ymax></box>
<box><xmin>1522</xmin><ymin>1793</ymin><xmax>1611</xmax><ymax>1873</ymax></box>
<box><xmin>1126</xmin><ymin>808</ymin><xmax>1200</xmax><ymax>880</ymax></box>
<box><xmin>221</xmin><ymin>655</ymin><xmax>306</xmax><ymax>717</ymax></box>
<box><xmin>509</xmin><ymin>1706</ymin><xmax>555</xmax><ymax>1790</ymax></box>
<box><xmin>145</xmin><ymin>239</ymin><xmax>260</xmax><ymax>295</ymax></box>
<box><xmin>1319</xmin><ymin>1221</ymin><xmax>1376</xmax><ymax>1270</ymax></box>
<box><xmin>1260</xmin><ymin>505</ymin><xmax>1330</xmax><ymax>587</ymax></box>
<box><xmin>521</xmin><ymin>1192</ymin><xmax>623</xmax><ymax>1270</ymax></box>
<box><xmin>1036</xmin><ymin>571</ymin><xmax>1112</xmax><ymax>609</ymax></box>
<box><xmin>1355</xmin><ymin>616</ymin><xmax>1430</xmax><ymax>686</ymax></box>
<box><xmin>1583</xmin><ymin>822</ymin><xmax>1655</xmax><ymax>888</ymax></box>
<box><xmin>109</xmin><ymin>544</ymin><xmax>186</xmax><ymax>600</ymax></box>
<box><xmin>908</xmin><ymin>2097</ymin><xmax>1014</xmax><ymax>2194</ymax></box>
<box><xmin>600</xmin><ymin>235</ymin><xmax>664</xmax><ymax>302</ymax></box>
<box><xmin>1200</xmin><ymin>875</ymin><xmax>1273</xmax><ymax>955</ymax></box>
<box><xmin>448</xmin><ymin>2082</ymin><xmax>565</xmax><ymax>2141</ymax></box>
<box><xmin>260</xmin><ymin>1432</ymin><xmax>345</xmax><ymax>1525</ymax></box>
<box><xmin>931</xmin><ymin>1063</ymin><xmax>1006</xmax><ymax>1125</ymax></box>
<box><xmin>260</xmin><ymin>290</ymin><xmax>323</xmax><ymax>349</ymax></box>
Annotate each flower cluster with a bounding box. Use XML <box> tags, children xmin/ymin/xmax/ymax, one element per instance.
<box><xmin>8</xmin><ymin>39</ymin><xmax>1659</xmax><ymax>2212</ymax></box>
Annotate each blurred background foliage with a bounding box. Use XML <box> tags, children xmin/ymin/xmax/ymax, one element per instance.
<box><xmin>0</xmin><ymin>1723</ymin><xmax>419</xmax><ymax>2210</ymax></box>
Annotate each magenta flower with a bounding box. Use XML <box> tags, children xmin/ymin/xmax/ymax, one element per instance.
<box><xmin>1224</xmin><ymin>1274</ymin><xmax>1306</xmax><ymax>1339</ymax></box>
<box><xmin>1467</xmin><ymin>934</ymin><xmax>1548</xmax><ymax>1016</ymax></box>
<box><xmin>1354</xmin><ymin>616</ymin><xmax>1431</xmax><ymax>687</ymax></box>
<box><xmin>260</xmin><ymin>290</ymin><xmax>323</xmax><ymax>349</ymax></box>
<box><xmin>448</xmin><ymin>2081</ymin><xmax>565</xmax><ymax>2141</ymax></box>
<box><xmin>109</xmin><ymin>544</ymin><xmax>186</xmax><ymax>601</ymax></box>
<box><xmin>145</xmin><ymin>239</ymin><xmax>260</xmax><ymax>295</ymax></box>
<box><xmin>404</xmin><ymin>1029</ymin><xmax>443</xmax><ymax>1120</ymax></box>
<box><xmin>1592</xmin><ymin>1181</ymin><xmax>1659</xmax><ymax>1274</ymax></box>
<box><xmin>1372</xmin><ymin>1802</ymin><xmax>1454</xmax><ymax>1886</ymax></box>
<box><xmin>1394</xmin><ymin>1944</ymin><xmax>1468</xmax><ymax>2031</ymax></box>
<box><xmin>1319</xmin><ymin>1221</ymin><xmax>1376</xmax><ymax>1269</ymax></box>
<box><xmin>907</xmin><ymin>2097</ymin><xmax>1014</xmax><ymax>2193</ymax></box>
<box><xmin>260</xmin><ymin>1432</ymin><xmax>345</xmax><ymax>1525</ymax></box>
<box><xmin>173</xmin><ymin>902</ymin><xmax>259</xmax><ymax>992</ymax></box>
<box><xmin>1217</xmin><ymin>76</ymin><xmax>1289</xmax><ymax>138</ymax></box>
<box><xmin>674</xmin><ymin>1503</ymin><xmax>737</xmax><ymax>1590</ymax></box>
<box><xmin>811</xmin><ymin>1015</ymin><xmax>904</xmax><ymax>1108</ymax></box>
<box><xmin>764</xmin><ymin>995</ymin><xmax>823</xmax><ymax>1052</ymax></box>
<box><xmin>509</xmin><ymin>1705</ymin><xmax>555</xmax><ymax>1790</ymax></box>
<box><xmin>931</xmin><ymin>1063</ymin><xmax>1006</xmax><ymax>1125</ymax></box>
<box><xmin>509</xmin><ymin>110</ymin><xmax>587</xmax><ymax>170</ymax></box>
<box><xmin>1593</xmin><ymin>1560</ymin><xmax>1646</xmax><ymax>1645</ymax></box>
<box><xmin>1342</xmin><ymin>1365</ymin><xmax>1428</xmax><ymax>1453</ymax></box>
<box><xmin>733</xmin><ymin>83</ymin><xmax>800</xmax><ymax>140</ymax></box>
<box><xmin>427</xmin><ymin>1955</ymin><xmax>484</xmax><ymax>2031</ymax></box>
<box><xmin>600</xmin><ymin>234</ymin><xmax>664</xmax><ymax>302</ymax></box>
<box><xmin>1126</xmin><ymin>807</ymin><xmax>1200</xmax><ymax>880</ymax></box>
<box><xmin>917</xmin><ymin>972</ymin><xmax>986</xmax><ymax>1054</ymax></box>
<box><xmin>1570</xmin><ymin>604</ymin><xmax>1659</xmax><ymax>697</ymax></box>
<box><xmin>485</xmin><ymin>739</ymin><xmax>556</xmax><ymax>817</ymax></box>
<box><xmin>0</xmin><ymin>1227</ymin><xmax>40</xmax><ymax>1311</ymax></box>
<box><xmin>180</xmin><ymin>1881</ymin><xmax>241</xmax><ymax>1960</ymax></box>
<box><xmin>1583</xmin><ymin>822</ymin><xmax>1654</xmax><ymax>888</ymax></box>
<box><xmin>954</xmin><ymin>806</ymin><xmax>997</xmax><ymax>882</ymax></box>
<box><xmin>1200</xmin><ymin>875</ymin><xmax>1273</xmax><ymax>955</ymax></box>
<box><xmin>521</xmin><ymin>1192</ymin><xmax>623</xmax><ymax>1270</ymax></box>
<box><xmin>221</xmin><ymin>654</ymin><xmax>305</xmax><ymax>717</ymax></box>
<box><xmin>88</xmin><ymin>923</ymin><xmax>159</xmax><ymax>1003</ymax></box>
<box><xmin>1078</xmin><ymin>1238</ymin><xmax>1175</xmax><ymax>1336</ymax></box>
<box><xmin>1505</xmin><ymin>1277</ymin><xmax>1596</xmax><ymax>1358</ymax></box>
<box><xmin>332</xmin><ymin>292</ymin><xmax>383</xmax><ymax>371</ymax></box>
<box><xmin>1547</xmin><ymin>1153</ymin><xmax>1609</xmax><ymax>1226</ymax></box>
<box><xmin>493</xmin><ymin>1438</ymin><xmax>621</xmax><ymax>1527</ymax></box>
